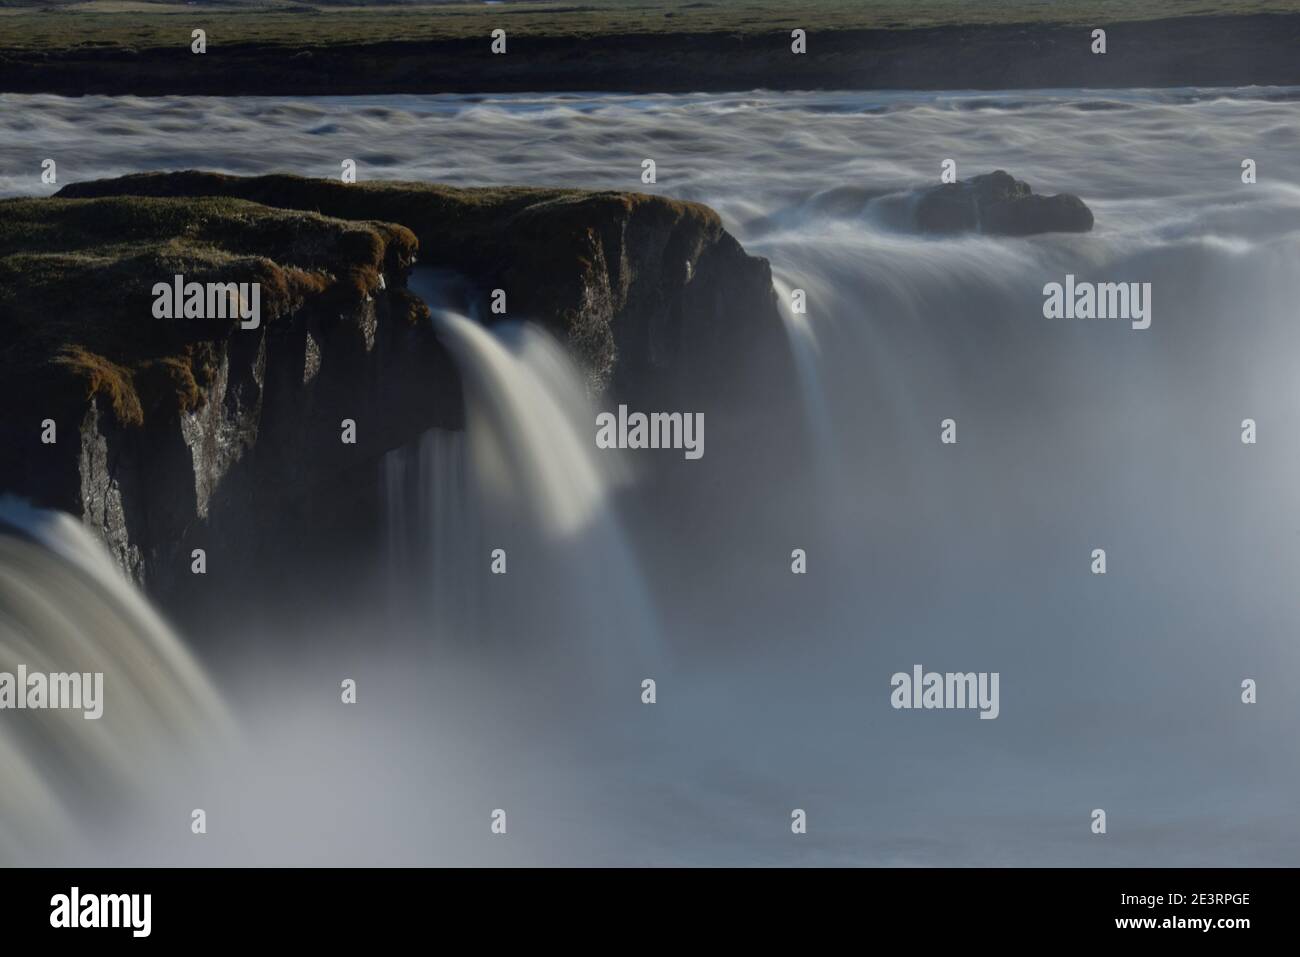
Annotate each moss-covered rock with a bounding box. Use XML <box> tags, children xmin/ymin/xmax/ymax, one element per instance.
<box><xmin>57</xmin><ymin>171</ymin><xmax>754</xmax><ymax>396</ymax></box>
<box><xmin>0</xmin><ymin>194</ymin><xmax>418</xmax><ymax>427</ymax></box>
<box><xmin>2</xmin><ymin>172</ymin><xmax>789</xmax><ymax>597</ymax></box>
<box><xmin>0</xmin><ymin>189</ymin><xmax>442</xmax><ymax>586</ymax></box>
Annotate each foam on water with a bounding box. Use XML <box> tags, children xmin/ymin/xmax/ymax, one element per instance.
<box><xmin>0</xmin><ymin>498</ymin><xmax>234</xmax><ymax>863</ymax></box>
<box><xmin>3</xmin><ymin>88</ymin><xmax>1300</xmax><ymax>863</ymax></box>
<box><xmin>382</xmin><ymin>268</ymin><xmax>660</xmax><ymax>678</ymax></box>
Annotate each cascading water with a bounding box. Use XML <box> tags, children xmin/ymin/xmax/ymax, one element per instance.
<box><xmin>0</xmin><ymin>497</ymin><xmax>234</xmax><ymax>864</ymax></box>
<box><xmin>3</xmin><ymin>87</ymin><xmax>1300</xmax><ymax>862</ymax></box>
<box><xmin>382</xmin><ymin>268</ymin><xmax>661</xmax><ymax>680</ymax></box>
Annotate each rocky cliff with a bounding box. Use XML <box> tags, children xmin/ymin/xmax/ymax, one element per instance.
<box><xmin>0</xmin><ymin>174</ymin><xmax>790</xmax><ymax>598</ymax></box>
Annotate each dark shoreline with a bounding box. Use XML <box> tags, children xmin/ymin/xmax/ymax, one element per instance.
<box><xmin>3</xmin><ymin>13</ymin><xmax>1299</xmax><ymax>96</ymax></box>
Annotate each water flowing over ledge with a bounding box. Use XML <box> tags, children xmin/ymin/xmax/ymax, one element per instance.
<box><xmin>0</xmin><ymin>497</ymin><xmax>233</xmax><ymax>864</ymax></box>
<box><xmin>0</xmin><ymin>171</ymin><xmax>791</xmax><ymax>596</ymax></box>
<box><xmin>2</xmin><ymin>88</ymin><xmax>1300</xmax><ymax>864</ymax></box>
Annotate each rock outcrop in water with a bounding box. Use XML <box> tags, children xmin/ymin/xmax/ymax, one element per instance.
<box><xmin>0</xmin><ymin>173</ymin><xmax>788</xmax><ymax>597</ymax></box>
<box><xmin>914</xmin><ymin>170</ymin><xmax>1094</xmax><ymax>236</ymax></box>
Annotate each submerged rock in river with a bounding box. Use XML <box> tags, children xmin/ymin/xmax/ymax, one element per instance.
<box><xmin>914</xmin><ymin>170</ymin><xmax>1094</xmax><ymax>236</ymax></box>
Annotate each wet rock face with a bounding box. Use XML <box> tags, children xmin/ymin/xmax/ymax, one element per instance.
<box><xmin>914</xmin><ymin>170</ymin><xmax>1094</xmax><ymax>236</ymax></box>
<box><xmin>0</xmin><ymin>188</ymin><xmax>456</xmax><ymax>594</ymax></box>
<box><xmin>1</xmin><ymin>174</ymin><xmax>791</xmax><ymax>597</ymax></box>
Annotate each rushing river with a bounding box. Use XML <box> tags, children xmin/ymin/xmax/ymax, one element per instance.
<box><xmin>2</xmin><ymin>88</ymin><xmax>1300</xmax><ymax>864</ymax></box>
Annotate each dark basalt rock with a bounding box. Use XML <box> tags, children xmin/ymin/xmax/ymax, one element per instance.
<box><xmin>1</xmin><ymin>173</ymin><xmax>793</xmax><ymax>601</ymax></box>
<box><xmin>0</xmin><ymin>191</ymin><xmax>454</xmax><ymax>594</ymax></box>
<box><xmin>914</xmin><ymin>170</ymin><xmax>1094</xmax><ymax>236</ymax></box>
<box><xmin>56</xmin><ymin>172</ymin><xmax>786</xmax><ymax>400</ymax></box>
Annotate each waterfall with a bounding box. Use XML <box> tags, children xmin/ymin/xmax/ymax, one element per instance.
<box><xmin>771</xmin><ymin>273</ymin><xmax>835</xmax><ymax>462</ymax></box>
<box><xmin>0</xmin><ymin>497</ymin><xmax>233</xmax><ymax>863</ymax></box>
<box><xmin>382</xmin><ymin>268</ymin><xmax>661</xmax><ymax>677</ymax></box>
<box><xmin>6</xmin><ymin>88</ymin><xmax>1300</xmax><ymax>863</ymax></box>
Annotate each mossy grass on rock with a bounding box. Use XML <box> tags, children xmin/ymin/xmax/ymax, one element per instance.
<box><xmin>4</xmin><ymin>172</ymin><xmax>789</xmax><ymax>595</ymax></box>
<box><xmin>58</xmin><ymin>171</ymin><xmax>749</xmax><ymax>395</ymax></box>
<box><xmin>0</xmin><ymin>193</ymin><xmax>417</xmax><ymax>427</ymax></box>
<box><xmin>0</xmin><ymin>188</ymin><xmax>434</xmax><ymax>586</ymax></box>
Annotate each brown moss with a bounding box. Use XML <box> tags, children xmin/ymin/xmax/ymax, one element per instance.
<box><xmin>53</xmin><ymin>346</ymin><xmax>144</xmax><ymax>427</ymax></box>
<box><xmin>0</xmin><ymin>192</ymin><xmax>418</xmax><ymax>429</ymax></box>
<box><xmin>392</xmin><ymin>288</ymin><xmax>432</xmax><ymax>328</ymax></box>
<box><xmin>5</xmin><ymin>172</ymin><xmax>732</xmax><ymax>424</ymax></box>
<box><xmin>135</xmin><ymin>356</ymin><xmax>204</xmax><ymax>418</ymax></box>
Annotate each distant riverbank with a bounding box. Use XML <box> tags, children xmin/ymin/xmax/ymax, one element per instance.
<box><xmin>2</xmin><ymin>13</ymin><xmax>1299</xmax><ymax>95</ymax></box>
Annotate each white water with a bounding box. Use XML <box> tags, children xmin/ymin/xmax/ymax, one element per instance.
<box><xmin>382</xmin><ymin>269</ymin><xmax>660</xmax><ymax>679</ymax></box>
<box><xmin>3</xmin><ymin>88</ymin><xmax>1300</xmax><ymax>864</ymax></box>
<box><xmin>0</xmin><ymin>498</ymin><xmax>233</xmax><ymax>864</ymax></box>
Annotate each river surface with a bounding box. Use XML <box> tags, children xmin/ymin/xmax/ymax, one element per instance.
<box><xmin>2</xmin><ymin>88</ymin><xmax>1299</xmax><ymax>864</ymax></box>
